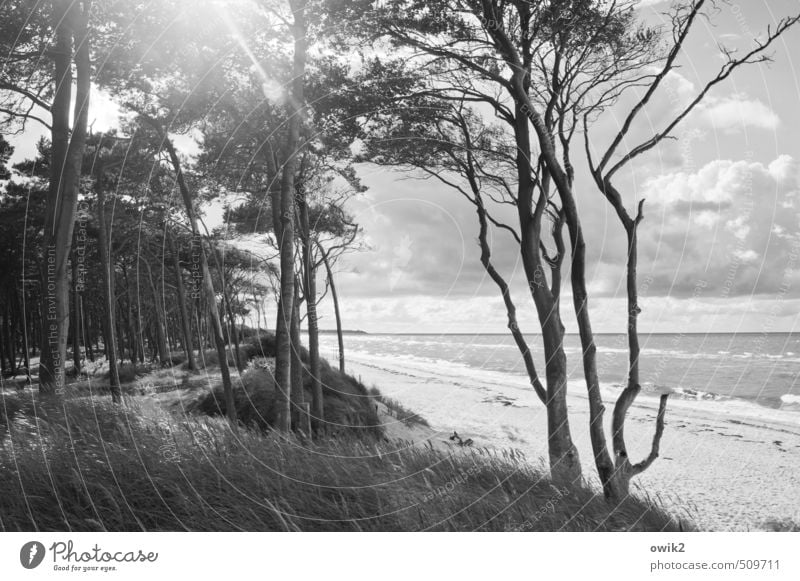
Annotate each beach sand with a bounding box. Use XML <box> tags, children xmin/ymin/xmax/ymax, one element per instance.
<box><xmin>346</xmin><ymin>349</ymin><xmax>800</xmax><ymax>531</ymax></box>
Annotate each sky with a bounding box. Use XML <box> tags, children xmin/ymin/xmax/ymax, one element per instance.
<box><xmin>6</xmin><ymin>0</ymin><xmax>800</xmax><ymax>335</ymax></box>
<box><xmin>312</xmin><ymin>0</ymin><xmax>800</xmax><ymax>334</ymax></box>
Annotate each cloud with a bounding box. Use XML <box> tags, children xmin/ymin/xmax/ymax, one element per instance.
<box><xmin>632</xmin><ymin>155</ymin><xmax>800</xmax><ymax>298</ymax></box>
<box><xmin>702</xmin><ymin>94</ymin><xmax>780</xmax><ymax>133</ymax></box>
<box><xmin>636</xmin><ymin>0</ymin><xmax>670</xmax><ymax>8</ymax></box>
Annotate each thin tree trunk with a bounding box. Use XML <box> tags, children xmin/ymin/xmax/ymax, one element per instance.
<box><xmin>318</xmin><ymin>243</ymin><xmax>345</xmax><ymax>374</ymax></box>
<box><xmin>298</xmin><ymin>191</ymin><xmax>323</xmax><ymax>430</ymax></box>
<box><xmin>142</xmin><ymin>255</ymin><xmax>170</xmax><ymax>367</ymax></box>
<box><xmin>97</xmin><ymin>182</ymin><xmax>121</xmax><ymax>402</ymax></box>
<box><xmin>0</xmin><ymin>312</ymin><xmax>6</xmax><ymax>376</ymax></box>
<box><xmin>168</xmin><ymin>229</ymin><xmax>196</xmax><ymax>370</ymax></box>
<box><xmin>609</xmin><ymin>208</ymin><xmax>669</xmax><ymax>496</ymax></box>
<box><xmin>289</xmin><ymin>283</ymin><xmax>305</xmax><ymax>431</ymax></box>
<box><xmin>158</xmin><ymin>133</ymin><xmax>236</xmax><ymax>423</ymax></box>
<box><xmin>558</xmin><ymin>187</ymin><xmax>618</xmax><ymax>497</ymax></box>
<box><xmin>464</xmin><ymin>148</ymin><xmax>548</xmax><ymax>405</ymax></box>
<box><xmin>210</xmin><ymin>246</ymin><xmax>243</xmax><ymax>373</ymax></box>
<box><xmin>71</xmin><ymin>254</ymin><xmax>81</xmax><ymax>375</ymax></box>
<box><xmin>3</xmin><ymin>304</ymin><xmax>15</xmax><ymax>376</ymax></box>
<box><xmin>14</xmin><ymin>285</ymin><xmax>31</xmax><ymax>382</ymax></box>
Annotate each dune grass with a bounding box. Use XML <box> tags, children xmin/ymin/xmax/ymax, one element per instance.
<box><xmin>368</xmin><ymin>386</ymin><xmax>430</xmax><ymax>428</ymax></box>
<box><xmin>0</xmin><ymin>393</ymin><xmax>690</xmax><ymax>532</ymax></box>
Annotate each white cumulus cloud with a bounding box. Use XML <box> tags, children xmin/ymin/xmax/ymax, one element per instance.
<box><xmin>702</xmin><ymin>94</ymin><xmax>780</xmax><ymax>133</ymax></box>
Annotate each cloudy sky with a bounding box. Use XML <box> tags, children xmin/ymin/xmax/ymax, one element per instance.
<box><xmin>7</xmin><ymin>0</ymin><xmax>800</xmax><ymax>335</ymax></box>
<box><xmin>313</xmin><ymin>0</ymin><xmax>800</xmax><ymax>334</ymax></box>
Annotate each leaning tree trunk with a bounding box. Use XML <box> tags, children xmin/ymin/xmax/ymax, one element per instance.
<box><xmin>466</xmin><ymin>159</ymin><xmax>548</xmax><ymax>405</ymax></box>
<box><xmin>158</xmin><ymin>134</ymin><xmax>236</xmax><ymax>423</ymax></box>
<box><xmin>39</xmin><ymin>2</ymin><xmax>91</xmax><ymax>396</ymax></box>
<box><xmin>318</xmin><ymin>243</ymin><xmax>345</xmax><ymax>374</ymax></box>
<box><xmin>97</xmin><ymin>184</ymin><xmax>121</xmax><ymax>402</ymax></box>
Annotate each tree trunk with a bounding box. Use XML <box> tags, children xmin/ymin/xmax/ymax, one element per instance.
<box><xmin>121</xmin><ymin>263</ymin><xmax>139</xmax><ymax>364</ymax></box>
<box><xmin>159</xmin><ymin>134</ymin><xmax>236</xmax><ymax>423</ymax></box>
<box><xmin>273</xmin><ymin>0</ymin><xmax>307</xmax><ymax>433</ymax></box>
<box><xmin>559</xmin><ymin>188</ymin><xmax>618</xmax><ymax>498</ymax></box>
<box><xmin>608</xmin><ymin>211</ymin><xmax>669</xmax><ymax>496</ymax></box>
<box><xmin>14</xmin><ymin>285</ymin><xmax>32</xmax><ymax>382</ymax></box>
<box><xmin>71</xmin><ymin>254</ymin><xmax>81</xmax><ymax>375</ymax></box>
<box><xmin>3</xmin><ymin>303</ymin><xmax>15</xmax><ymax>376</ymax></box>
<box><xmin>210</xmin><ymin>246</ymin><xmax>243</xmax><ymax>373</ymax></box>
<box><xmin>39</xmin><ymin>1</ymin><xmax>91</xmax><ymax>396</ymax></box>
<box><xmin>169</xmin><ymin>230</ymin><xmax>196</xmax><ymax>370</ymax></box>
<box><xmin>0</xmin><ymin>312</ymin><xmax>6</xmax><ymax>376</ymax></box>
<box><xmin>298</xmin><ymin>191</ymin><xmax>323</xmax><ymax>431</ymax></box>
<box><xmin>469</xmin><ymin>171</ymin><xmax>547</xmax><ymax>405</ymax></box>
<box><xmin>318</xmin><ymin>244</ymin><xmax>345</xmax><ymax>374</ymax></box>
<box><xmin>146</xmin><ymin>261</ymin><xmax>170</xmax><ymax>366</ymax></box>
<box><xmin>97</xmin><ymin>183</ymin><xmax>121</xmax><ymax>402</ymax></box>
<box><xmin>289</xmin><ymin>283</ymin><xmax>305</xmax><ymax>431</ymax></box>
<box><xmin>513</xmin><ymin>101</ymin><xmax>581</xmax><ymax>484</ymax></box>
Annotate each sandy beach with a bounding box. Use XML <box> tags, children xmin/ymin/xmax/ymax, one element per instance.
<box><xmin>341</xmin><ymin>346</ymin><xmax>800</xmax><ymax>531</ymax></box>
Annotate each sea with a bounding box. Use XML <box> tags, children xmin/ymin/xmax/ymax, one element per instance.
<box><xmin>321</xmin><ymin>332</ymin><xmax>800</xmax><ymax>413</ymax></box>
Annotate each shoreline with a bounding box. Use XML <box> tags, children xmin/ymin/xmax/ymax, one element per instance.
<box><xmin>345</xmin><ymin>348</ymin><xmax>800</xmax><ymax>531</ymax></box>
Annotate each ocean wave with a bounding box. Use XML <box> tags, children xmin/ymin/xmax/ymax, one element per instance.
<box><xmin>670</xmin><ymin>386</ymin><xmax>728</xmax><ymax>401</ymax></box>
<box><xmin>780</xmin><ymin>394</ymin><xmax>800</xmax><ymax>408</ymax></box>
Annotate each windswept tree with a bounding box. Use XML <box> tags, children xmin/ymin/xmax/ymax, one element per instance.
<box><xmin>339</xmin><ymin>0</ymin><xmax>800</xmax><ymax>496</ymax></box>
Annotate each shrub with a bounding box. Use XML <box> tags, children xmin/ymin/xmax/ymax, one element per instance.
<box><xmin>191</xmin><ymin>360</ymin><xmax>381</xmax><ymax>438</ymax></box>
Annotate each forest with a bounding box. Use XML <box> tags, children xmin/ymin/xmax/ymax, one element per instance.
<box><xmin>0</xmin><ymin>0</ymin><xmax>798</xmax><ymax>532</ymax></box>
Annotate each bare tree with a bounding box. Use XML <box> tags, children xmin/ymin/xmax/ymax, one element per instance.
<box><xmin>577</xmin><ymin>0</ymin><xmax>800</xmax><ymax>495</ymax></box>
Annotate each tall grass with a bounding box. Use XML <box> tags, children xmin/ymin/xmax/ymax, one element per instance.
<box><xmin>0</xmin><ymin>394</ymin><xmax>690</xmax><ymax>532</ymax></box>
